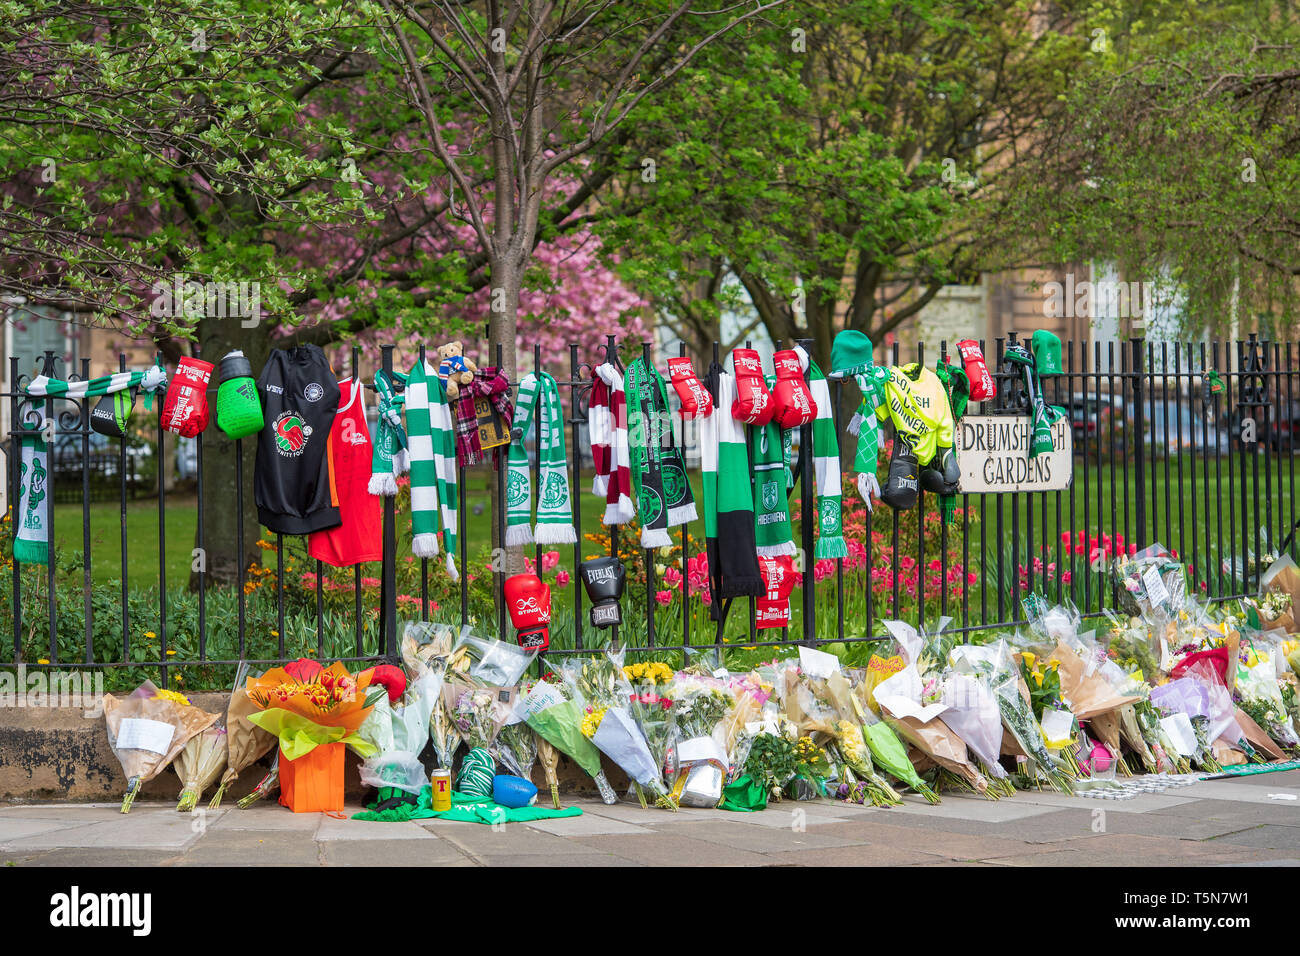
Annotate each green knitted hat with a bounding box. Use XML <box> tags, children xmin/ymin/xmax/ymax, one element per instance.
<box><xmin>829</xmin><ymin>330</ymin><xmax>875</xmax><ymax>379</ymax></box>
<box><xmin>1032</xmin><ymin>330</ymin><xmax>1062</xmax><ymax>376</ymax></box>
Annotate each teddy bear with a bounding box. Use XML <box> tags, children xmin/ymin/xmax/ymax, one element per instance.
<box><xmin>436</xmin><ymin>341</ymin><xmax>477</xmax><ymax>399</ymax></box>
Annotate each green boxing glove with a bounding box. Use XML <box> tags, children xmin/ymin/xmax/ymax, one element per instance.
<box><xmin>215</xmin><ymin>350</ymin><xmax>265</xmax><ymax>440</ymax></box>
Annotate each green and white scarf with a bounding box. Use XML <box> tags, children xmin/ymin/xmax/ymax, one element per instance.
<box><xmin>506</xmin><ymin>371</ymin><xmax>575</xmax><ymax>546</ymax></box>
<box><xmin>27</xmin><ymin>366</ymin><xmax>167</xmax><ymax>404</ymax></box>
<box><xmin>845</xmin><ymin>366</ymin><xmax>888</xmax><ymax>504</ymax></box>
<box><xmin>15</xmin><ymin>414</ymin><xmax>49</xmax><ymax>565</ymax></box>
<box><xmin>796</xmin><ymin>347</ymin><xmax>848</xmax><ymax>560</ymax></box>
<box><xmin>625</xmin><ymin>358</ymin><xmax>697</xmax><ymax>549</ymax></box>
<box><xmin>701</xmin><ymin>367</ymin><xmax>764</xmax><ymax>600</ymax></box>
<box><xmin>750</xmin><ymin>412</ymin><xmax>795</xmax><ymax>557</ymax></box>
<box><xmin>405</xmin><ymin>361</ymin><xmax>458</xmax><ymax>577</ymax></box>
<box><xmin>369</xmin><ymin>370</ymin><xmax>408</xmax><ymax>496</ymax></box>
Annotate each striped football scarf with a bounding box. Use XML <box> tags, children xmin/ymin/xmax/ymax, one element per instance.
<box><xmin>405</xmin><ymin>360</ymin><xmax>458</xmax><ymax>576</ymax></box>
<box><xmin>795</xmin><ymin>346</ymin><xmax>847</xmax><ymax>559</ymax></box>
<box><xmin>506</xmin><ymin>371</ymin><xmax>575</xmax><ymax>546</ymax></box>
<box><xmin>369</xmin><ymin>369</ymin><xmax>408</xmax><ymax>496</ymax></box>
<box><xmin>589</xmin><ymin>363</ymin><xmax>634</xmax><ymax>525</ymax></box>
<box><xmin>701</xmin><ymin>366</ymin><xmax>764</xmax><ymax>606</ymax></box>
<box><xmin>26</xmin><ymin>366</ymin><xmax>167</xmax><ymax>402</ymax></box>
<box><xmin>625</xmin><ymin>357</ymin><xmax>696</xmax><ymax>549</ymax></box>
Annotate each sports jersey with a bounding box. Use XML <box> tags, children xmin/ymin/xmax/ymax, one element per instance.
<box><xmin>254</xmin><ymin>346</ymin><xmax>341</xmax><ymax>535</ymax></box>
<box><xmin>309</xmin><ymin>378</ymin><xmax>381</xmax><ymax>566</ymax></box>
<box><xmin>875</xmin><ymin>362</ymin><xmax>955</xmax><ymax>465</ymax></box>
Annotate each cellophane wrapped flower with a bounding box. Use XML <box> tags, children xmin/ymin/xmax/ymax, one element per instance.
<box><xmin>175</xmin><ymin>725</ymin><xmax>228</xmax><ymax>811</ymax></box>
<box><xmin>103</xmin><ymin>681</ymin><xmax>220</xmax><ymax>812</ymax></box>
<box><xmin>448</xmin><ymin>683</ymin><xmax>501</xmax><ymax>750</ymax></box>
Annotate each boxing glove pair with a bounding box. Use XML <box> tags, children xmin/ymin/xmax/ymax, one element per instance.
<box><xmin>879</xmin><ymin>434</ymin><xmax>960</xmax><ymax>511</ymax></box>
<box><xmin>756</xmin><ymin>555</ymin><xmax>797</xmax><ymax>629</ymax></box>
<box><xmin>504</xmin><ymin>573</ymin><xmax>551</xmax><ymax>652</ymax></box>
<box><xmin>731</xmin><ymin>348</ymin><xmax>817</xmax><ymax>429</ymax></box>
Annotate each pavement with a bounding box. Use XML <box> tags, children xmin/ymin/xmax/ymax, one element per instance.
<box><xmin>2</xmin><ymin>770</ymin><xmax>1298</xmax><ymax>867</ymax></box>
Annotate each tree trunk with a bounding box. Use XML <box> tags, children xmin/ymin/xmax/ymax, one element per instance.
<box><xmin>189</xmin><ymin>314</ymin><xmax>271</xmax><ymax>589</ymax></box>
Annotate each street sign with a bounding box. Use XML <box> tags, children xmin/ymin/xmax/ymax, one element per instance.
<box><xmin>954</xmin><ymin>414</ymin><xmax>1073</xmax><ymax>493</ymax></box>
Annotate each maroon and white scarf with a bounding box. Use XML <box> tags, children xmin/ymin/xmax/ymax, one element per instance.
<box><xmin>589</xmin><ymin>363</ymin><xmax>634</xmax><ymax>525</ymax></box>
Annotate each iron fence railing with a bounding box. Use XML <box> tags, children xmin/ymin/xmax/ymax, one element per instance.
<box><xmin>2</xmin><ymin>333</ymin><xmax>1297</xmax><ymax>688</ymax></box>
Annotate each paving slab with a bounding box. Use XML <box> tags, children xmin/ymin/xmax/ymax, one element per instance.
<box><xmin>806</xmin><ymin>819</ymin><xmax>1042</xmax><ymax>861</ymax></box>
<box><xmin>318</xmin><ymin>838</ymin><xmax>471</xmax><ymax>866</ymax></box>
<box><xmin>432</xmin><ymin>820</ymin><xmax>608</xmax><ymax>862</ymax></box>
<box><xmin>177</xmin><ymin>830</ymin><xmax>322</xmax><ymax>866</ymax></box>
<box><xmin>0</xmin><ymin>811</ymin><xmax>205</xmax><ymax>850</ymax></box>
<box><xmin>884</xmin><ymin>793</ymin><xmax>1064</xmax><ymax>824</ymax></box>
<box><xmin>316</xmin><ymin>816</ymin><xmax>435</xmax><ymax>841</ymax></box>
<box><xmin>572</xmin><ymin>831</ymin><xmax>771</xmax><ymax>866</ymax></box>
<box><xmin>650</xmin><ymin>818</ymin><xmax>873</xmax><ymax>855</ymax></box>
<box><xmin>757</xmin><ymin>844</ymin><xmax>939</xmax><ymax>866</ymax></box>
<box><xmin>523</xmin><ymin>814</ymin><xmax>653</xmax><ymax>836</ymax></box>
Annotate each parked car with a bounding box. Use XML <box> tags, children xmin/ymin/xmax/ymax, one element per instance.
<box><xmin>50</xmin><ymin>432</ymin><xmax>151</xmax><ymax>485</ymax></box>
<box><xmin>1223</xmin><ymin>401</ymin><xmax>1300</xmax><ymax>451</ymax></box>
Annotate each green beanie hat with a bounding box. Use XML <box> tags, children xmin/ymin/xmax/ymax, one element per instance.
<box><xmin>1032</xmin><ymin>330</ymin><xmax>1062</xmax><ymax>376</ymax></box>
<box><xmin>829</xmin><ymin>330</ymin><xmax>875</xmax><ymax>379</ymax></box>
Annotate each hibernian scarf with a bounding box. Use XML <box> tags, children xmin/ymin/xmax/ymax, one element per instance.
<box><xmin>406</xmin><ymin>361</ymin><xmax>458</xmax><ymax>577</ymax></box>
<box><xmin>625</xmin><ymin>357</ymin><xmax>696</xmax><ymax>549</ymax></box>
<box><xmin>15</xmin><ymin>413</ymin><xmax>50</xmax><ymax>565</ymax></box>
<box><xmin>796</xmin><ymin>346</ymin><xmax>847</xmax><ymax>560</ymax></box>
<box><xmin>750</xmin><ymin>406</ymin><xmax>795</xmax><ymax>558</ymax></box>
<box><xmin>370</xmin><ymin>370</ymin><xmax>408</xmax><ymax>496</ymax></box>
<box><xmin>27</xmin><ymin>366</ymin><xmax>167</xmax><ymax>403</ymax></box>
<box><xmin>934</xmin><ymin>360</ymin><xmax>971</xmax><ymax>525</ymax></box>
<box><xmin>589</xmin><ymin>363</ymin><xmax>634</xmax><ymax>525</ymax></box>
<box><xmin>701</xmin><ymin>365</ymin><xmax>764</xmax><ymax>609</ymax></box>
<box><xmin>506</xmin><ymin>371</ymin><xmax>575</xmax><ymax>546</ymax></box>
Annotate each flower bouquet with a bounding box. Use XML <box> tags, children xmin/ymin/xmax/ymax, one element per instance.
<box><xmin>665</xmin><ymin>675</ymin><xmax>733</xmax><ymax>807</ymax></box>
<box><xmin>986</xmin><ymin>647</ymin><xmax>1074</xmax><ymax>793</ymax></box>
<box><xmin>932</xmin><ymin>670</ymin><xmax>1012</xmax><ymax>797</ymax></box>
<box><xmin>492</xmin><ymin>677</ymin><xmax>540</xmax><ymax>780</ymax></box>
<box><xmin>791</xmin><ymin>671</ymin><xmax>901</xmax><ymax>806</ymax></box>
<box><xmin>175</xmin><ymin>726</ymin><xmax>227</xmax><ymax>812</ymax></box>
<box><xmin>832</xmin><ymin>669</ymin><xmax>938</xmax><ymax>803</ymax></box>
<box><xmin>742</xmin><ymin>731</ymin><xmax>799</xmax><ymax>802</ymax></box>
<box><xmin>518</xmin><ymin>680</ymin><xmax>618</xmax><ymax>807</ymax></box>
<box><xmin>103</xmin><ymin>682</ymin><xmax>220</xmax><ymax>812</ymax></box>
<box><xmin>211</xmin><ymin>662</ymin><xmax>277</xmax><ymax>809</ymax></box>
<box><xmin>625</xmin><ymin>663</ymin><xmax>677</xmax><ymax>784</ymax></box>
<box><xmin>356</xmin><ymin>669</ymin><xmax>440</xmax><ymax>805</ymax></box>
<box><xmin>245</xmin><ymin>659</ymin><xmax>378</xmax><ymax>812</ymax></box>
<box><xmin>560</xmin><ymin>653</ymin><xmax>677</xmax><ymax>810</ymax></box>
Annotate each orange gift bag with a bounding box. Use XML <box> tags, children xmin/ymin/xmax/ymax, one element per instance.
<box><xmin>278</xmin><ymin>743</ymin><xmax>345</xmax><ymax>813</ymax></box>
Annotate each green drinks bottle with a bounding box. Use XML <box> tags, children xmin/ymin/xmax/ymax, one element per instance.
<box><xmin>215</xmin><ymin>350</ymin><xmax>264</xmax><ymax>440</ymax></box>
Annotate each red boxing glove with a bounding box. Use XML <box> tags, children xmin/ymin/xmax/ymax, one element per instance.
<box><xmin>504</xmin><ymin>573</ymin><xmax>551</xmax><ymax>652</ymax></box>
<box><xmin>161</xmin><ymin>356</ymin><xmax>214</xmax><ymax>437</ymax></box>
<box><xmin>956</xmin><ymin>339</ymin><xmax>995</xmax><ymax>403</ymax></box>
<box><xmin>667</xmin><ymin>356</ymin><xmax>713</xmax><ymax>420</ymax></box>
<box><xmin>770</xmin><ymin>349</ymin><xmax>817</xmax><ymax>429</ymax></box>
<box><xmin>731</xmin><ymin>348</ymin><xmax>774</xmax><ymax>425</ymax></box>
<box><xmin>756</xmin><ymin>555</ymin><xmax>797</xmax><ymax>629</ymax></box>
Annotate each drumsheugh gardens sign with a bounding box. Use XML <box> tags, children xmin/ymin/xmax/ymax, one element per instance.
<box><xmin>954</xmin><ymin>415</ymin><xmax>1074</xmax><ymax>493</ymax></box>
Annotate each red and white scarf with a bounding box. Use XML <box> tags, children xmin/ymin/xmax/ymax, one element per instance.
<box><xmin>589</xmin><ymin>363</ymin><xmax>634</xmax><ymax>525</ymax></box>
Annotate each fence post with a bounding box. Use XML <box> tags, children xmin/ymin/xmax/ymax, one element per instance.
<box><xmin>1131</xmin><ymin>337</ymin><xmax>1146</xmax><ymax>550</ymax></box>
<box><xmin>797</xmin><ymin>338</ymin><xmax>815</xmax><ymax>643</ymax></box>
<box><xmin>380</xmin><ymin>344</ymin><xmax>397</xmax><ymax>658</ymax></box>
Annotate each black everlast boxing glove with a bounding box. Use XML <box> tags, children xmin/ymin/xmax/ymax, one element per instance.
<box><xmin>920</xmin><ymin>445</ymin><xmax>961</xmax><ymax>495</ymax></box>
<box><xmin>580</xmin><ymin>556</ymin><xmax>625</xmax><ymax>629</ymax></box>
<box><xmin>880</xmin><ymin>432</ymin><xmax>920</xmax><ymax>511</ymax></box>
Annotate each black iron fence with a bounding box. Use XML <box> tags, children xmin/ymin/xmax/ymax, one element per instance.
<box><xmin>2</xmin><ymin>333</ymin><xmax>1297</xmax><ymax>689</ymax></box>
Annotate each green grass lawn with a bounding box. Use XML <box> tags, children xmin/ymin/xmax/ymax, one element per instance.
<box><xmin>52</xmin><ymin>453</ymin><xmax>1296</xmax><ymax>595</ymax></box>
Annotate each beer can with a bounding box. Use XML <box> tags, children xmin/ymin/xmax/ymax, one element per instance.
<box><xmin>430</xmin><ymin>768</ymin><xmax>452</xmax><ymax>812</ymax></box>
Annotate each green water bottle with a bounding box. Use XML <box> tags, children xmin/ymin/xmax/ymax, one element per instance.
<box><xmin>216</xmin><ymin>350</ymin><xmax>264</xmax><ymax>440</ymax></box>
